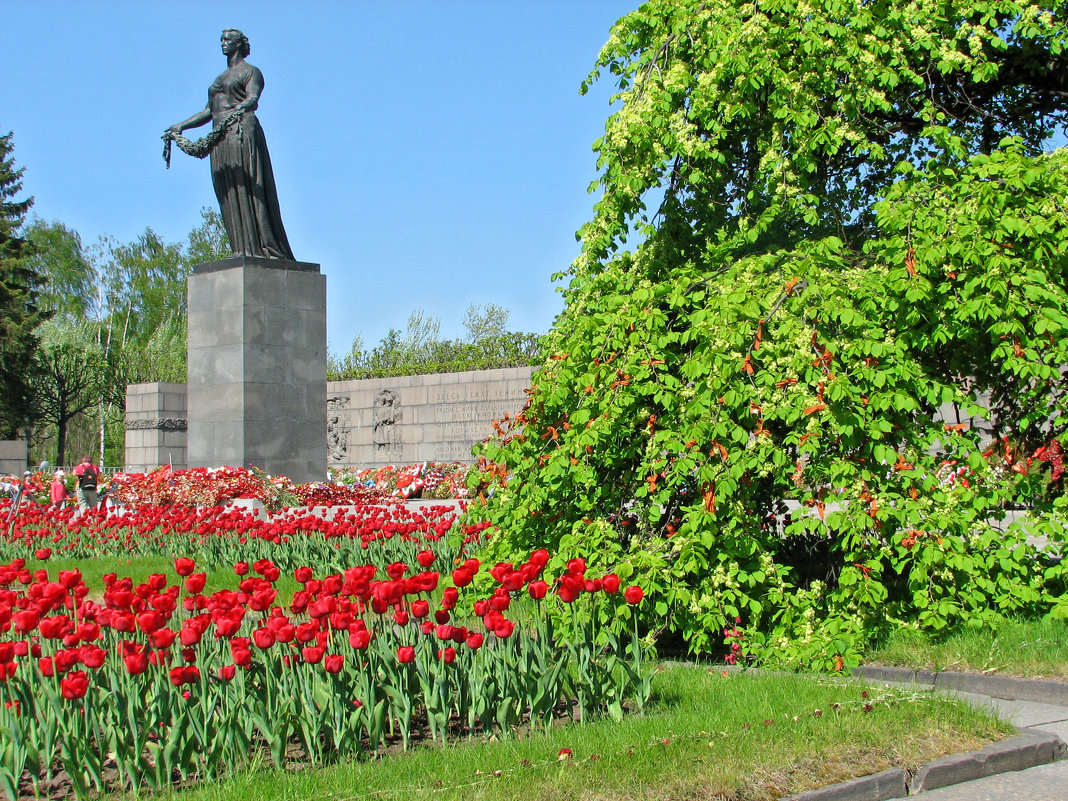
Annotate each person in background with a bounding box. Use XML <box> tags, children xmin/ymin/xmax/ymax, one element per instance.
<box><xmin>73</xmin><ymin>456</ymin><xmax>100</xmax><ymax>511</ymax></box>
<box><xmin>50</xmin><ymin>470</ymin><xmax>68</xmax><ymax>511</ymax></box>
<box><xmin>18</xmin><ymin>471</ymin><xmax>42</xmax><ymax>509</ymax></box>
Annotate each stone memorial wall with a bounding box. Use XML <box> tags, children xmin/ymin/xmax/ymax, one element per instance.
<box><xmin>326</xmin><ymin>366</ymin><xmax>535</xmax><ymax>468</ymax></box>
<box><xmin>124</xmin><ymin>382</ymin><xmax>189</xmax><ymax>473</ymax></box>
<box><xmin>0</xmin><ymin>440</ymin><xmax>27</xmax><ymax>476</ymax></box>
<box><xmin>125</xmin><ymin>366</ymin><xmax>535</xmax><ymax>472</ymax></box>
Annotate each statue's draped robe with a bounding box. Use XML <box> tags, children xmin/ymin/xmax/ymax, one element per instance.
<box><xmin>209</xmin><ymin>65</ymin><xmax>294</xmax><ymax>259</ymax></box>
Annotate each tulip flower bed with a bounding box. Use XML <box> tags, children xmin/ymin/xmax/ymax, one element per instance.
<box><xmin>0</xmin><ymin>501</ymin><xmax>488</xmax><ymax>576</ymax></box>
<box><xmin>106</xmin><ymin>466</ymin><xmax>390</xmax><ymax>510</ymax></box>
<box><xmin>0</xmin><ymin>551</ymin><xmax>650</xmax><ymax>799</ymax></box>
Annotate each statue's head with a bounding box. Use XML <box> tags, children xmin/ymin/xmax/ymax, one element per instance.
<box><xmin>221</xmin><ymin>28</ymin><xmax>251</xmax><ymax>58</ymax></box>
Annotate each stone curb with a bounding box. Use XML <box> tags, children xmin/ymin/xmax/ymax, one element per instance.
<box><xmin>852</xmin><ymin>665</ymin><xmax>1068</xmax><ymax>706</ymax></box>
<box><xmin>908</xmin><ymin>729</ymin><xmax>1066</xmax><ymax>794</ymax></box>
<box><xmin>786</xmin><ymin>768</ymin><xmax>907</xmax><ymax>800</ymax></box>
<box><xmin>783</xmin><ymin>730</ymin><xmax>1065</xmax><ymax>801</ymax></box>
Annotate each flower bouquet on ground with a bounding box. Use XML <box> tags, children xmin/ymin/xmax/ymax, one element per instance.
<box><xmin>338</xmin><ymin>463</ymin><xmax>473</xmax><ymax>501</ymax></box>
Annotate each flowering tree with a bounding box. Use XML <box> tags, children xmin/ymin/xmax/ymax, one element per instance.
<box><xmin>472</xmin><ymin>0</ymin><xmax>1068</xmax><ymax>667</ymax></box>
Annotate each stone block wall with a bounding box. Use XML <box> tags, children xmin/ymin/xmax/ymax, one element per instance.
<box><xmin>125</xmin><ymin>366</ymin><xmax>536</xmax><ymax>472</ymax></box>
<box><xmin>327</xmin><ymin>366</ymin><xmax>535</xmax><ymax>468</ymax></box>
<box><xmin>186</xmin><ymin>259</ymin><xmax>328</xmax><ymax>483</ymax></box>
<box><xmin>0</xmin><ymin>440</ymin><xmax>27</xmax><ymax>476</ymax></box>
<box><xmin>124</xmin><ymin>382</ymin><xmax>188</xmax><ymax>472</ymax></box>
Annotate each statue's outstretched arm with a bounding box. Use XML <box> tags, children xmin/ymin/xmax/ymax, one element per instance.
<box><xmin>166</xmin><ymin>106</ymin><xmax>212</xmax><ymax>135</ymax></box>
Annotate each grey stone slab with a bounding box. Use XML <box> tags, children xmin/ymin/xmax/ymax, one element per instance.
<box><xmin>1031</xmin><ymin>719</ymin><xmax>1068</xmax><ymax>743</ymax></box>
<box><xmin>398</xmin><ymin>386</ymin><xmax>429</xmax><ymax>406</ymax></box>
<box><xmin>188</xmin><ymin>308</ymin><xmax>243</xmax><ymax>346</ymax></box>
<box><xmin>188</xmin><ymin>384</ymin><xmax>245</xmax><ymax>422</ymax></box>
<box><xmin>951</xmin><ymin>692</ymin><xmax>1068</xmax><ymax>728</ymax></box>
<box><xmin>189</xmin><ymin>269</ymin><xmax>244</xmax><ymax>308</ymax></box>
<box><xmin>908</xmin><ymin>730</ymin><xmax>1063</xmax><ymax>794</ymax></box>
<box><xmin>190</xmin><ymin>345</ymin><xmax>247</xmax><ymax>385</ymax></box>
<box><xmin>162</xmin><ymin>393</ymin><xmax>187</xmax><ymax>413</ymax></box>
<box><xmin>785</xmin><ymin>768</ymin><xmax>907</xmax><ymax>800</ymax></box>
<box><xmin>907</xmin><ymin>760</ymin><xmax>1068</xmax><ymax>800</ymax></box>
<box><xmin>162</xmin><ymin>431</ymin><xmax>187</xmax><ymax>448</ymax></box>
<box><xmin>854</xmin><ymin>666</ymin><xmax>938</xmax><ymax>686</ymax></box>
<box><xmin>242</xmin><ymin>272</ymin><xmax>288</xmax><ymax>310</ymax></box>
<box><xmin>288</xmin><ymin>352</ymin><xmax>328</xmax><ymax>385</ymax></box>
<box><xmin>282</xmin><ymin>270</ymin><xmax>327</xmax><ymax>309</ymax></box>
<box><xmin>934</xmin><ymin>672</ymin><xmax>1068</xmax><ymax>706</ymax></box>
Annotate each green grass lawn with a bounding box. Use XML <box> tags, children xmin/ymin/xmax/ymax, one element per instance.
<box><xmin>864</xmin><ymin>617</ymin><xmax>1068</xmax><ymax>680</ymax></box>
<box><xmin>139</xmin><ymin>666</ymin><xmax>1010</xmax><ymax>801</ymax></box>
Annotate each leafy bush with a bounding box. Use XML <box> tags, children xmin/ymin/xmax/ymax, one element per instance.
<box><xmin>468</xmin><ymin>0</ymin><xmax>1068</xmax><ymax>669</ymax></box>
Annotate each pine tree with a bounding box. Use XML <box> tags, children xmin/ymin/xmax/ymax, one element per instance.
<box><xmin>0</xmin><ymin>129</ymin><xmax>47</xmax><ymax>439</ymax></box>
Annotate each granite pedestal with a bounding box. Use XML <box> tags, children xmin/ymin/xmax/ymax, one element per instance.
<box><xmin>186</xmin><ymin>256</ymin><xmax>327</xmax><ymax>483</ymax></box>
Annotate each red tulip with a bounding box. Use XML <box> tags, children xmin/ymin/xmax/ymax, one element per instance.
<box><xmin>60</xmin><ymin>670</ymin><xmax>89</xmax><ymax>699</ymax></box>
<box><xmin>397</xmin><ymin>646</ymin><xmax>415</xmax><ymax>664</ymax></box>
<box><xmin>528</xmin><ymin>580</ymin><xmax>548</xmax><ymax>600</ymax></box>
<box><xmin>136</xmin><ymin>610</ymin><xmax>164</xmax><ymax>634</ymax></box>
<box><xmin>417</xmin><ymin>550</ymin><xmax>435</xmax><ymax>568</ymax></box>
<box><xmin>169</xmin><ymin>665</ymin><xmax>200</xmax><ymax>686</ymax></box>
<box><xmin>39</xmin><ymin>616</ymin><xmax>71</xmax><ymax>639</ymax></box>
<box><xmin>12</xmin><ymin>609</ymin><xmax>39</xmax><ymax>633</ymax></box>
<box><xmin>252</xmin><ymin>628</ymin><xmax>275</xmax><ymax>649</ymax></box>
<box><xmin>174</xmin><ymin>557</ymin><xmax>195</xmax><ymax>577</ymax></box>
<box><xmin>123</xmin><ymin>651</ymin><xmax>149</xmax><ymax>675</ymax></box>
<box><xmin>34</xmin><ymin>548</ymin><xmax>52</xmax><ymax>561</ymax></box>
<box><xmin>79</xmin><ymin>645</ymin><xmax>107</xmax><ymax>669</ymax></box>
<box><xmin>147</xmin><ymin>574</ymin><xmax>167</xmax><ymax>591</ymax></box>
<box><xmin>624</xmin><ymin>585</ymin><xmax>644</xmax><ymax>604</ymax></box>
<box><xmin>349</xmin><ymin>629</ymin><xmax>370</xmax><ymax>650</ymax></box>
<box><xmin>324</xmin><ymin>654</ymin><xmax>344</xmax><ymax>673</ymax></box>
<box><xmin>494</xmin><ymin>619</ymin><xmax>515</xmax><ymax>639</ymax></box>
<box><xmin>301</xmin><ymin>645</ymin><xmax>325</xmax><ymax>664</ymax></box>
<box><xmin>502</xmin><ymin>572</ymin><xmax>524</xmax><ymax>592</ymax></box>
<box><xmin>602</xmin><ymin>574</ymin><xmax>621</xmax><ymax>594</ymax></box>
<box><xmin>184</xmin><ymin>573</ymin><xmax>207</xmax><ymax>594</ymax></box>
<box><xmin>232</xmin><ymin>646</ymin><xmax>252</xmax><ymax>667</ymax></box>
<box><xmin>150</xmin><ymin>628</ymin><xmax>177</xmax><ymax>649</ymax></box>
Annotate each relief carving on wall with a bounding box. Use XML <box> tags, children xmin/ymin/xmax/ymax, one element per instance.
<box><xmin>372</xmin><ymin>389</ymin><xmax>401</xmax><ymax>457</ymax></box>
<box><xmin>327</xmin><ymin>396</ymin><xmax>351</xmax><ymax>463</ymax></box>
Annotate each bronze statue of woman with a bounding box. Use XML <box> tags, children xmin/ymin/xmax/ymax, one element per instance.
<box><xmin>164</xmin><ymin>29</ymin><xmax>294</xmax><ymax>260</ymax></box>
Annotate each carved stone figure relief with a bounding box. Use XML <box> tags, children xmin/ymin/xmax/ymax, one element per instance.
<box><xmin>327</xmin><ymin>396</ymin><xmax>351</xmax><ymax>463</ymax></box>
<box><xmin>372</xmin><ymin>390</ymin><xmax>401</xmax><ymax>457</ymax></box>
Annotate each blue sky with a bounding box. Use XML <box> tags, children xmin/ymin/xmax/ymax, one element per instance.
<box><xmin>3</xmin><ymin>1</ymin><xmax>636</xmax><ymax>356</ymax></box>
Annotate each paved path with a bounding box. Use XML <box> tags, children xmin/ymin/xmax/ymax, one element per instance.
<box><xmin>907</xmin><ymin>686</ymin><xmax>1068</xmax><ymax>799</ymax></box>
